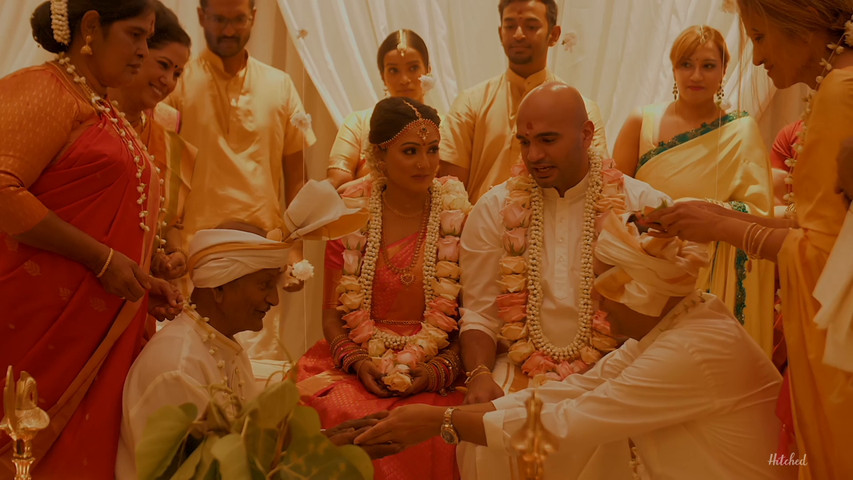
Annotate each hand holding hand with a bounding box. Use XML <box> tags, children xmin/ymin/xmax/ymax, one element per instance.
<box><xmin>325</xmin><ymin>412</ymin><xmax>402</xmax><ymax>458</ymax></box>
<box><xmin>147</xmin><ymin>276</ymin><xmax>184</xmax><ymax>320</ymax></box>
<box><xmin>354</xmin><ymin>404</ymin><xmax>442</xmax><ymax>449</ymax></box>
<box><xmin>97</xmin><ymin>248</ymin><xmax>150</xmax><ymax>301</ymax></box>
<box><xmin>151</xmin><ymin>250</ymin><xmax>188</xmax><ymax>280</ymax></box>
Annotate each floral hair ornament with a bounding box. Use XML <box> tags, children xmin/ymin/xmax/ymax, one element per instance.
<box><xmin>50</xmin><ymin>0</ymin><xmax>71</xmax><ymax>45</ymax></box>
<box><xmin>419</xmin><ymin>73</ymin><xmax>436</xmax><ymax>93</ymax></box>
<box><xmin>396</xmin><ymin>29</ymin><xmax>407</xmax><ymax>57</ymax></box>
<box><xmin>378</xmin><ymin>100</ymin><xmax>439</xmax><ymax>148</ymax></box>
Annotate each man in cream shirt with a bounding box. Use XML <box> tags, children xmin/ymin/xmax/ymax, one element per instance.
<box><xmin>439</xmin><ymin>0</ymin><xmax>607</xmax><ymax>203</ymax></box>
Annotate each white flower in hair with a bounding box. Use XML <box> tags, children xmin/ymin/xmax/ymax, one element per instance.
<box><xmin>721</xmin><ymin>0</ymin><xmax>737</xmax><ymax>14</ymax></box>
<box><xmin>289</xmin><ymin>259</ymin><xmax>315</xmax><ymax>281</ymax></box>
<box><xmin>290</xmin><ymin>112</ymin><xmax>312</xmax><ymax>133</ymax></box>
<box><xmin>561</xmin><ymin>32</ymin><xmax>578</xmax><ymax>52</ymax></box>
<box><xmin>50</xmin><ymin>0</ymin><xmax>71</xmax><ymax>45</ymax></box>
<box><xmin>419</xmin><ymin>74</ymin><xmax>436</xmax><ymax>93</ymax></box>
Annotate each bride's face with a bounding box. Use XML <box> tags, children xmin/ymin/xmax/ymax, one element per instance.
<box><xmin>379</xmin><ymin>125</ymin><xmax>440</xmax><ymax>194</ymax></box>
<box><xmin>673</xmin><ymin>41</ymin><xmax>725</xmax><ymax>104</ymax></box>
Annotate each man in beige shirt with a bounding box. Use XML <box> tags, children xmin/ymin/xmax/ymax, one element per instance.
<box><xmin>168</xmin><ymin>0</ymin><xmax>315</xmax><ymax>249</ymax></box>
<box><xmin>439</xmin><ymin>0</ymin><xmax>607</xmax><ymax>203</ymax></box>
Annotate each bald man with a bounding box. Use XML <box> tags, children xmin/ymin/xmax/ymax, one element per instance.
<box><xmin>456</xmin><ymin>82</ymin><xmax>670</xmax><ymax>408</ymax></box>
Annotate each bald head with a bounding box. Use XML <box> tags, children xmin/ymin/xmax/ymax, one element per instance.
<box><xmin>520</xmin><ymin>82</ymin><xmax>590</xmax><ymax>129</ymax></box>
<box><xmin>516</xmin><ymin>82</ymin><xmax>594</xmax><ymax>195</ymax></box>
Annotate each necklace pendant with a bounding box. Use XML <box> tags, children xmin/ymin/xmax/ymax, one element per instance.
<box><xmin>400</xmin><ymin>272</ymin><xmax>415</xmax><ymax>286</ymax></box>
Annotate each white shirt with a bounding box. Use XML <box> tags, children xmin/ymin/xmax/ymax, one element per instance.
<box><xmin>116</xmin><ymin>311</ymin><xmax>259</xmax><ymax>480</ymax></box>
<box><xmin>460</xmin><ymin>174</ymin><xmax>670</xmax><ymax>351</ymax></box>
<box><xmin>478</xmin><ymin>293</ymin><xmax>785</xmax><ymax>480</ymax></box>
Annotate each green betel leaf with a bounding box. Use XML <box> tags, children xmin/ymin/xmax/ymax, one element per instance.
<box><xmin>235</xmin><ymin>379</ymin><xmax>299</xmax><ymax>431</ymax></box>
<box><xmin>273</xmin><ymin>406</ymin><xmax>373</xmax><ymax>480</ymax></box>
<box><xmin>169</xmin><ymin>437</ymin><xmax>205</xmax><ymax>480</ymax></box>
<box><xmin>137</xmin><ymin>403</ymin><xmax>198</xmax><ymax>480</ymax></box>
<box><xmin>196</xmin><ymin>435</ymin><xmax>220</xmax><ymax>480</ymax></box>
<box><xmin>242</xmin><ymin>412</ymin><xmax>279</xmax><ymax>473</ymax></box>
<box><xmin>210</xmin><ymin>433</ymin><xmax>252</xmax><ymax>480</ymax></box>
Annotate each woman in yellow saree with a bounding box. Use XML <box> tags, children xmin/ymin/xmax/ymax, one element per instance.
<box><xmin>647</xmin><ymin>2</ymin><xmax>853</xmax><ymax>477</ymax></box>
<box><xmin>614</xmin><ymin>25</ymin><xmax>775</xmax><ymax>354</ymax></box>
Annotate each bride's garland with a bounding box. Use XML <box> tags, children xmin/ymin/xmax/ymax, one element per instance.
<box><xmin>499</xmin><ymin>150</ymin><xmax>625</xmax><ymax>381</ymax></box>
<box><xmin>336</xmin><ymin>176</ymin><xmax>471</xmax><ymax>392</ymax></box>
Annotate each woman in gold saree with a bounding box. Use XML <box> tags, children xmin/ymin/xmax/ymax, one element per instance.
<box><xmin>646</xmin><ymin>2</ymin><xmax>853</xmax><ymax>477</ymax></box>
<box><xmin>613</xmin><ymin>25</ymin><xmax>775</xmax><ymax>354</ymax></box>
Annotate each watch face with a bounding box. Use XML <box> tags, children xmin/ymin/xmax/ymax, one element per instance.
<box><xmin>441</xmin><ymin>425</ymin><xmax>459</xmax><ymax>444</ymax></box>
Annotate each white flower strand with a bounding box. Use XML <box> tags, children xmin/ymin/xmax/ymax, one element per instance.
<box><xmin>50</xmin><ymin>0</ymin><xmax>70</xmax><ymax>45</ymax></box>
<box><xmin>56</xmin><ymin>54</ymin><xmax>162</xmax><ymax>233</ymax></box>
<box><xmin>363</xmin><ymin>179</ymin><xmax>443</xmax><ymax>349</ymax></box>
<box><xmin>525</xmin><ymin>150</ymin><xmax>603</xmax><ymax>362</ymax></box>
<box><xmin>786</xmin><ymin>13</ymin><xmax>853</xmax><ymax>218</ymax></box>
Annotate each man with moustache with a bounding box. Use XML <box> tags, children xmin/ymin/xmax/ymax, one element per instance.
<box><xmin>439</xmin><ymin>0</ymin><xmax>608</xmax><ymax>203</ymax></box>
<box><xmin>167</xmin><ymin>0</ymin><xmax>315</xmax><ymax>357</ymax></box>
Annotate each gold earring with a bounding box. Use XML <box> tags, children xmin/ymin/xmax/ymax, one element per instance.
<box><xmin>672</xmin><ymin>81</ymin><xmax>678</xmax><ymax>101</ymax></box>
<box><xmin>715</xmin><ymin>85</ymin><xmax>725</xmax><ymax>106</ymax></box>
<box><xmin>81</xmin><ymin>35</ymin><xmax>93</xmax><ymax>56</ymax></box>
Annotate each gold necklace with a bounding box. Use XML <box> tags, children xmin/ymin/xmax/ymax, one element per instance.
<box><xmin>383</xmin><ymin>196</ymin><xmax>426</xmax><ymax>218</ymax></box>
<box><xmin>379</xmin><ymin>194</ymin><xmax>430</xmax><ymax>286</ymax></box>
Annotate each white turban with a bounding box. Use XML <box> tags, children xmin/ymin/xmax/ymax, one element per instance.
<box><xmin>594</xmin><ymin>212</ymin><xmax>711</xmax><ymax>317</ymax></box>
<box><xmin>188</xmin><ymin>230</ymin><xmax>290</xmax><ymax>288</ymax></box>
<box><xmin>188</xmin><ymin>180</ymin><xmax>364</xmax><ymax>288</ymax></box>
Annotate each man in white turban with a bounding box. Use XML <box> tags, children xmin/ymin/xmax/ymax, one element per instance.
<box><xmin>354</xmin><ymin>211</ymin><xmax>787</xmax><ymax>479</ymax></box>
<box><xmin>115</xmin><ymin>181</ymin><xmax>387</xmax><ymax>479</ymax></box>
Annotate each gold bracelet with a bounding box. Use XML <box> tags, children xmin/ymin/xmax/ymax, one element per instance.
<box><xmin>748</xmin><ymin>225</ymin><xmax>768</xmax><ymax>258</ymax></box>
<box><xmin>754</xmin><ymin>227</ymin><xmax>773</xmax><ymax>260</ymax></box>
<box><xmin>464</xmin><ymin>364</ymin><xmax>491</xmax><ymax>385</ymax></box>
<box><xmin>95</xmin><ymin>248</ymin><xmax>114</xmax><ymax>278</ymax></box>
<box><xmin>742</xmin><ymin>223</ymin><xmax>758</xmax><ymax>254</ymax></box>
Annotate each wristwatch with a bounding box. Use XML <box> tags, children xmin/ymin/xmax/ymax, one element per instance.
<box><xmin>440</xmin><ymin>407</ymin><xmax>459</xmax><ymax>445</ymax></box>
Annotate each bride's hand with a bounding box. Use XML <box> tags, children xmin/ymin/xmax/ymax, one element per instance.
<box><xmin>355</xmin><ymin>359</ymin><xmax>392</xmax><ymax>398</ymax></box>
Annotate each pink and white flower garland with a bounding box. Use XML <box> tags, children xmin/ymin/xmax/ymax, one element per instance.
<box><xmin>336</xmin><ymin>176</ymin><xmax>471</xmax><ymax>393</ymax></box>
<box><xmin>498</xmin><ymin>151</ymin><xmax>626</xmax><ymax>382</ymax></box>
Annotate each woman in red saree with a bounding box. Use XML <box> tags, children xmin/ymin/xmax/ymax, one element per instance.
<box><xmin>0</xmin><ymin>1</ymin><xmax>179</xmax><ymax>477</ymax></box>
<box><xmin>297</xmin><ymin>97</ymin><xmax>471</xmax><ymax>479</ymax></box>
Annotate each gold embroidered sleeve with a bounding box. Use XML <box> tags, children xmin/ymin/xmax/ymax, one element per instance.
<box><xmin>0</xmin><ymin>67</ymin><xmax>85</xmax><ymax>234</ymax></box>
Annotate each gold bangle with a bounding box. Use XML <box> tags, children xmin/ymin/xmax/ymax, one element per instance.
<box><xmin>754</xmin><ymin>227</ymin><xmax>773</xmax><ymax>260</ymax></box>
<box><xmin>95</xmin><ymin>248</ymin><xmax>114</xmax><ymax>279</ymax></box>
<box><xmin>742</xmin><ymin>223</ymin><xmax>758</xmax><ymax>255</ymax></box>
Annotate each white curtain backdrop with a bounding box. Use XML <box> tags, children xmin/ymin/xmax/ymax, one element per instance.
<box><xmin>2</xmin><ymin>0</ymin><xmax>803</xmax><ymax>357</ymax></box>
<box><xmin>276</xmin><ymin>0</ymin><xmax>799</xmax><ymax>142</ymax></box>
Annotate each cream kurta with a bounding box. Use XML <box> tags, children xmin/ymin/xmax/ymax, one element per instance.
<box><xmin>167</xmin><ymin>49</ymin><xmax>316</xmax><ymax>235</ymax></box>
<box><xmin>440</xmin><ymin>69</ymin><xmax>608</xmax><ymax>202</ymax></box>
<box><xmin>459</xmin><ymin>174</ymin><xmax>670</xmax><ymax>393</ymax></box>
<box><xmin>471</xmin><ymin>293</ymin><xmax>785</xmax><ymax>480</ymax></box>
<box><xmin>327</xmin><ymin>107</ymin><xmax>372</xmax><ymax>178</ymax></box>
<box><xmin>116</xmin><ymin>311</ymin><xmax>259</xmax><ymax>480</ymax></box>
